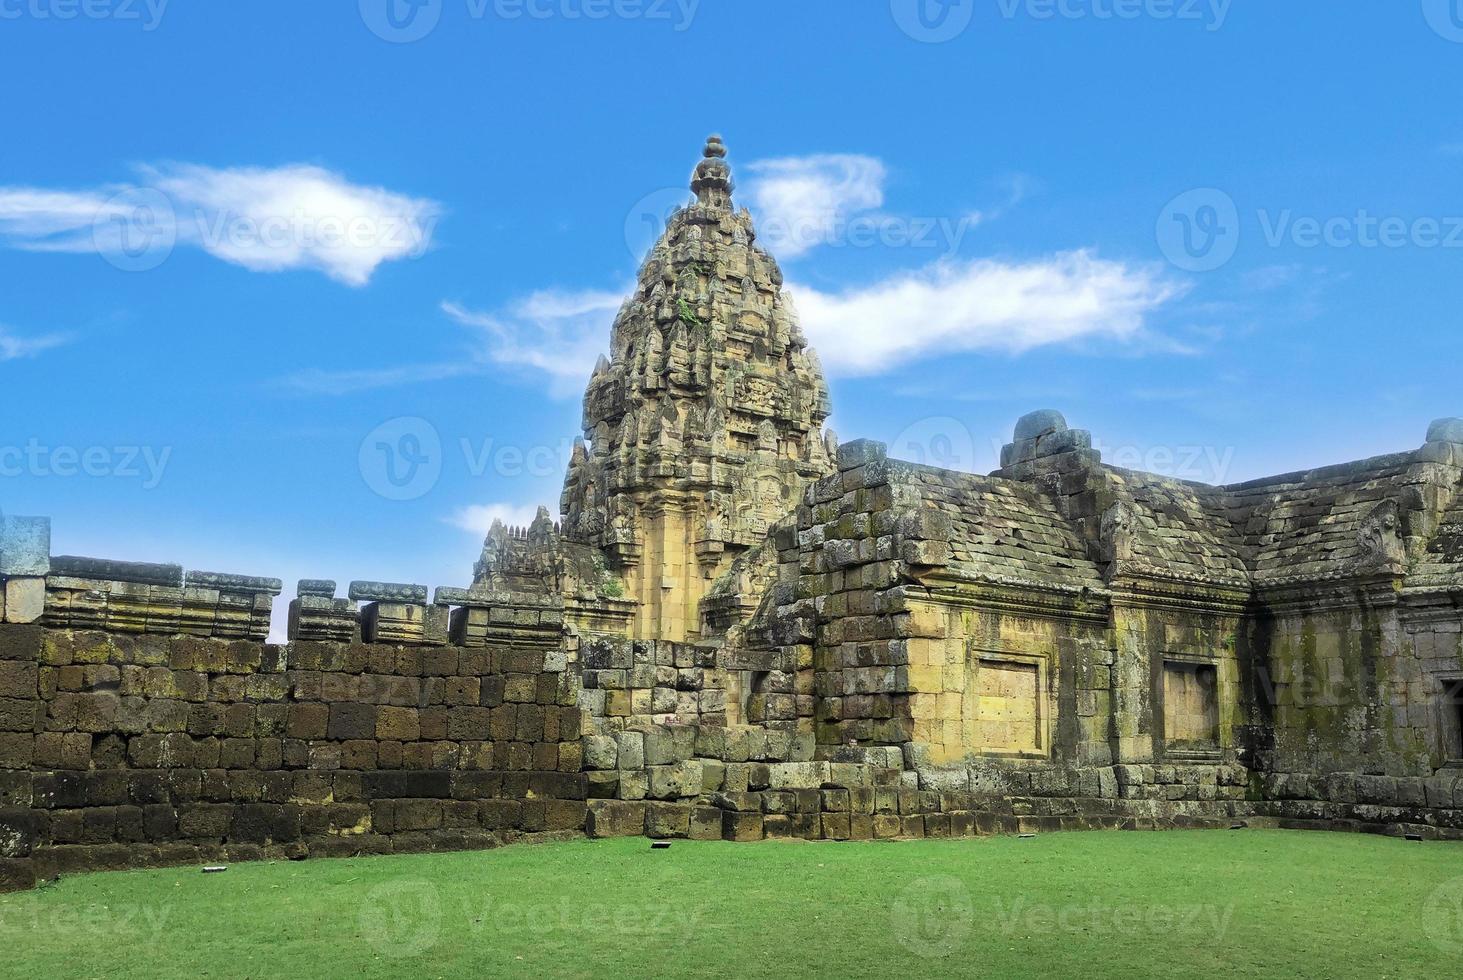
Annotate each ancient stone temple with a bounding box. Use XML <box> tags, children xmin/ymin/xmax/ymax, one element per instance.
<box><xmin>559</xmin><ymin>135</ymin><xmax>834</xmax><ymax>642</ymax></box>
<box><xmin>3</xmin><ymin>138</ymin><xmax>1463</xmax><ymax>890</ymax></box>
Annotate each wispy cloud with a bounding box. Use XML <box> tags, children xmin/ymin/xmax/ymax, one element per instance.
<box><xmin>788</xmin><ymin>250</ymin><xmax>1183</xmax><ymax>376</ymax></box>
<box><xmin>0</xmin><ymin>325</ymin><xmax>70</xmax><ymax>362</ymax></box>
<box><xmin>0</xmin><ymin>163</ymin><xmax>439</xmax><ymax>286</ymax></box>
<box><xmin>441</xmin><ymin>288</ymin><xmax>623</xmax><ymax>396</ymax></box>
<box><xmin>269</xmin><ymin>288</ymin><xmax>621</xmax><ymax>398</ymax></box>
<box><xmin>447</xmin><ymin>502</ymin><xmax>545</xmax><ymax>536</ymax></box>
<box><xmin>743</xmin><ymin>154</ymin><xmax>889</xmax><ymax>258</ymax></box>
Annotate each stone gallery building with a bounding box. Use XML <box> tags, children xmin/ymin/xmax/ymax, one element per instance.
<box><xmin>2</xmin><ymin>138</ymin><xmax>1462</xmax><ymax>887</ymax></box>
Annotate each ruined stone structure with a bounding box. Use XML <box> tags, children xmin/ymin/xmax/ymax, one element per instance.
<box><xmin>3</xmin><ymin>139</ymin><xmax>1463</xmax><ymax>890</ymax></box>
<box><xmin>559</xmin><ymin>135</ymin><xmax>834</xmax><ymax>642</ymax></box>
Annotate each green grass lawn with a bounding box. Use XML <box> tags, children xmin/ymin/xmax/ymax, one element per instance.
<box><xmin>5</xmin><ymin>830</ymin><xmax>1462</xmax><ymax>978</ymax></box>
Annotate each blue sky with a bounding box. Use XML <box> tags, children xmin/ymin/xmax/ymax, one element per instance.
<box><xmin>3</xmin><ymin>1</ymin><xmax>1463</xmax><ymax>635</ymax></box>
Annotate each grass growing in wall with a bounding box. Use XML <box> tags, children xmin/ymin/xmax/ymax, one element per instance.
<box><xmin>5</xmin><ymin>831</ymin><xmax>1462</xmax><ymax>978</ymax></box>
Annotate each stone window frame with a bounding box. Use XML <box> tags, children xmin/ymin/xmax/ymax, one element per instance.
<box><xmin>1433</xmin><ymin>671</ymin><xmax>1463</xmax><ymax>768</ymax></box>
<box><xmin>965</xmin><ymin>645</ymin><xmax>1051</xmax><ymax>761</ymax></box>
<box><xmin>1156</xmin><ymin>651</ymin><xmax>1223</xmax><ymax>763</ymax></box>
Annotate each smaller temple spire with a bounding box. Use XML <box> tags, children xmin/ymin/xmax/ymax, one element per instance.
<box><xmin>691</xmin><ymin>134</ymin><xmax>734</xmax><ymax>209</ymax></box>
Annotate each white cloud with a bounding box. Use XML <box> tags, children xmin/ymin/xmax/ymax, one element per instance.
<box><xmin>743</xmin><ymin>154</ymin><xmax>888</xmax><ymax>258</ymax></box>
<box><xmin>0</xmin><ymin>164</ymin><xmax>439</xmax><ymax>286</ymax></box>
<box><xmin>788</xmin><ymin>250</ymin><xmax>1183</xmax><ymax>376</ymax></box>
<box><xmin>447</xmin><ymin>502</ymin><xmax>546</xmax><ymax>537</ymax></box>
<box><xmin>441</xmin><ymin>289</ymin><xmax>623</xmax><ymax>397</ymax></box>
<box><xmin>0</xmin><ymin>326</ymin><xmax>69</xmax><ymax>361</ymax></box>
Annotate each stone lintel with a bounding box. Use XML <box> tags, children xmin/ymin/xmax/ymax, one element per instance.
<box><xmin>349</xmin><ymin>581</ymin><xmax>429</xmax><ymax>603</ymax></box>
<box><xmin>49</xmin><ymin>555</ymin><xmax>183</xmax><ymax>587</ymax></box>
<box><xmin>186</xmin><ymin>570</ymin><xmax>284</xmax><ymax>595</ymax></box>
<box><xmin>297</xmin><ymin>579</ymin><xmax>337</xmax><ymax>597</ymax></box>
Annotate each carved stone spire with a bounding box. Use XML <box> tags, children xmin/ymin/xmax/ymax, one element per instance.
<box><xmin>691</xmin><ymin>134</ymin><xmax>733</xmax><ymax>209</ymax></box>
<box><xmin>560</xmin><ymin>136</ymin><xmax>834</xmax><ymax>641</ymax></box>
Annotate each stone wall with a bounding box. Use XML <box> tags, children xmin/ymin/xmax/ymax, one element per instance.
<box><xmin>0</xmin><ymin>623</ymin><xmax>585</xmax><ymax>893</ymax></box>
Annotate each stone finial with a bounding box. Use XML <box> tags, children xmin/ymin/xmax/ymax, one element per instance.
<box><xmin>1014</xmin><ymin>409</ymin><xmax>1068</xmax><ymax>442</ymax></box>
<box><xmin>999</xmin><ymin>410</ymin><xmax>1096</xmax><ymax>469</ymax></box>
<box><xmin>1427</xmin><ymin>417</ymin><xmax>1463</xmax><ymax>445</ymax></box>
<box><xmin>691</xmin><ymin>134</ymin><xmax>734</xmax><ymax>208</ymax></box>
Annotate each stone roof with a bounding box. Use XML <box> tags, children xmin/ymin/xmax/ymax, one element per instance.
<box><xmin>890</xmin><ymin>411</ymin><xmax>1463</xmax><ymax>596</ymax></box>
<box><xmin>893</xmin><ymin>460</ymin><xmax>1105</xmax><ymax>592</ymax></box>
<box><xmin>1215</xmin><ymin>452</ymin><xmax>1423</xmax><ymax>584</ymax></box>
<box><xmin>1097</xmin><ymin>467</ymin><xmax>1250</xmax><ymax>587</ymax></box>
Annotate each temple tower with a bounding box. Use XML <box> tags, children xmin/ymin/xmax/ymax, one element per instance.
<box><xmin>560</xmin><ymin>136</ymin><xmax>835</xmax><ymax>641</ymax></box>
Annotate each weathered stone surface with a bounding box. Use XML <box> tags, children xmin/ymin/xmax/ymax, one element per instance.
<box><xmin>50</xmin><ymin>556</ymin><xmax>182</xmax><ymax>587</ymax></box>
<box><xmin>0</xmin><ymin>517</ymin><xmax>49</xmax><ymax>578</ymax></box>
<box><xmin>348</xmin><ymin>582</ymin><xmax>428</xmax><ymax>603</ymax></box>
<box><xmin>185</xmin><ymin>572</ymin><xmax>283</xmax><ymax>595</ymax></box>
